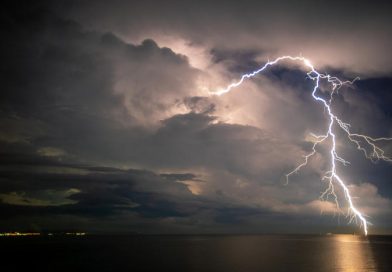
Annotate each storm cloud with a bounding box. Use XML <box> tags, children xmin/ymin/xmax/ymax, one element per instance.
<box><xmin>1</xmin><ymin>1</ymin><xmax>391</xmax><ymax>234</ymax></box>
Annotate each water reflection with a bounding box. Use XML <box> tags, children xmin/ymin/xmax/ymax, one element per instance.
<box><xmin>182</xmin><ymin>235</ymin><xmax>382</xmax><ymax>272</ymax></box>
<box><xmin>183</xmin><ymin>235</ymin><xmax>381</xmax><ymax>272</ymax></box>
<box><xmin>332</xmin><ymin>235</ymin><xmax>377</xmax><ymax>272</ymax></box>
<box><xmin>2</xmin><ymin>234</ymin><xmax>389</xmax><ymax>272</ymax></box>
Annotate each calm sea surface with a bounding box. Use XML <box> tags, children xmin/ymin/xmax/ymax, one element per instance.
<box><xmin>1</xmin><ymin>234</ymin><xmax>391</xmax><ymax>272</ymax></box>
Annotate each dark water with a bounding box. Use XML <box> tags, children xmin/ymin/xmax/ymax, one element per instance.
<box><xmin>1</xmin><ymin>234</ymin><xmax>391</xmax><ymax>272</ymax></box>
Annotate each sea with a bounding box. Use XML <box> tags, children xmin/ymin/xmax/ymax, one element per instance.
<box><xmin>1</xmin><ymin>234</ymin><xmax>391</xmax><ymax>272</ymax></box>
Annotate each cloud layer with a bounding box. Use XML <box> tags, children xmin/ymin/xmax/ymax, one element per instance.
<box><xmin>1</xmin><ymin>1</ymin><xmax>391</xmax><ymax>234</ymax></box>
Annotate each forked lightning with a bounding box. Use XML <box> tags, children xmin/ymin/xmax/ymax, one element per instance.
<box><xmin>210</xmin><ymin>56</ymin><xmax>392</xmax><ymax>235</ymax></box>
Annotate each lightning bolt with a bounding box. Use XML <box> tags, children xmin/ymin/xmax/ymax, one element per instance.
<box><xmin>210</xmin><ymin>56</ymin><xmax>392</xmax><ymax>235</ymax></box>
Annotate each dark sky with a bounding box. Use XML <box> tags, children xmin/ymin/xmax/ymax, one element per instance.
<box><xmin>1</xmin><ymin>0</ymin><xmax>392</xmax><ymax>234</ymax></box>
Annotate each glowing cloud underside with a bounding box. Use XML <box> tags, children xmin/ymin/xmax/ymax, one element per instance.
<box><xmin>210</xmin><ymin>56</ymin><xmax>392</xmax><ymax>235</ymax></box>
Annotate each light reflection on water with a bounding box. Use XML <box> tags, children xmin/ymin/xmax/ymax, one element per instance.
<box><xmin>1</xmin><ymin>234</ymin><xmax>390</xmax><ymax>272</ymax></box>
<box><xmin>183</xmin><ymin>234</ymin><xmax>384</xmax><ymax>272</ymax></box>
<box><xmin>333</xmin><ymin>235</ymin><xmax>377</xmax><ymax>272</ymax></box>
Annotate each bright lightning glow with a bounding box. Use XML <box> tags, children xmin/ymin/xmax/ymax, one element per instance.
<box><xmin>210</xmin><ymin>55</ymin><xmax>392</xmax><ymax>235</ymax></box>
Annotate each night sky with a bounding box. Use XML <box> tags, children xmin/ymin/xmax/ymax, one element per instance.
<box><xmin>1</xmin><ymin>1</ymin><xmax>392</xmax><ymax>234</ymax></box>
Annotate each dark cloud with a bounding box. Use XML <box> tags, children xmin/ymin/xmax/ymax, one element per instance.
<box><xmin>65</xmin><ymin>0</ymin><xmax>392</xmax><ymax>75</ymax></box>
<box><xmin>210</xmin><ymin>48</ymin><xmax>262</xmax><ymax>74</ymax></box>
<box><xmin>0</xmin><ymin>153</ymin><xmax>198</xmax><ymax>230</ymax></box>
<box><xmin>1</xmin><ymin>1</ymin><xmax>391</xmax><ymax>234</ymax></box>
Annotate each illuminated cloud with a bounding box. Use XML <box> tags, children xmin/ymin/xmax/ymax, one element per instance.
<box><xmin>0</xmin><ymin>189</ymin><xmax>80</xmax><ymax>207</ymax></box>
<box><xmin>37</xmin><ymin>147</ymin><xmax>67</xmax><ymax>157</ymax></box>
<box><xmin>0</xmin><ymin>1</ymin><xmax>391</xmax><ymax>234</ymax></box>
